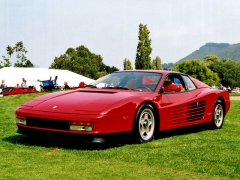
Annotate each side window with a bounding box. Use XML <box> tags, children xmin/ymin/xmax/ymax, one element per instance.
<box><xmin>162</xmin><ymin>74</ymin><xmax>186</xmax><ymax>93</ymax></box>
<box><xmin>182</xmin><ymin>76</ymin><xmax>196</xmax><ymax>90</ymax></box>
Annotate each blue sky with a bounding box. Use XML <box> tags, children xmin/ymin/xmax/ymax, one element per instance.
<box><xmin>1</xmin><ymin>0</ymin><xmax>240</xmax><ymax>70</ymax></box>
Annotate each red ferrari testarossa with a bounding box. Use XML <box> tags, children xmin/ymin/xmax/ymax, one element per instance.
<box><xmin>15</xmin><ymin>70</ymin><xmax>230</xmax><ymax>143</ymax></box>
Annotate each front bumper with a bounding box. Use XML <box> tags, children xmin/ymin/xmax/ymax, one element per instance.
<box><xmin>17</xmin><ymin>126</ymin><xmax>131</xmax><ymax>144</ymax></box>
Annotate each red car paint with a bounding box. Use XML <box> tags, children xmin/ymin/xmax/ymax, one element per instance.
<box><xmin>15</xmin><ymin>70</ymin><xmax>230</xmax><ymax>143</ymax></box>
<box><xmin>1</xmin><ymin>87</ymin><xmax>38</xmax><ymax>96</ymax></box>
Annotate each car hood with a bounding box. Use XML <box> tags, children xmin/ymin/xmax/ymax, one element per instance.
<box><xmin>21</xmin><ymin>89</ymin><xmax>140</xmax><ymax>114</ymax></box>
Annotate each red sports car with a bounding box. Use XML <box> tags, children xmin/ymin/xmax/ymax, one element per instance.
<box><xmin>15</xmin><ymin>70</ymin><xmax>230</xmax><ymax>143</ymax></box>
<box><xmin>1</xmin><ymin>87</ymin><xmax>38</xmax><ymax>96</ymax></box>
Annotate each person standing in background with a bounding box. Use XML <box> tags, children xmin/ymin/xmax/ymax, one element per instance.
<box><xmin>0</xmin><ymin>79</ymin><xmax>6</xmax><ymax>89</ymax></box>
<box><xmin>64</xmin><ymin>81</ymin><xmax>70</xmax><ymax>90</ymax></box>
<box><xmin>21</xmin><ymin>78</ymin><xmax>27</xmax><ymax>87</ymax></box>
<box><xmin>35</xmin><ymin>79</ymin><xmax>42</xmax><ymax>92</ymax></box>
<box><xmin>21</xmin><ymin>78</ymin><xmax>25</xmax><ymax>87</ymax></box>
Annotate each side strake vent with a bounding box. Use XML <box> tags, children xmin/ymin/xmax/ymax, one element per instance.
<box><xmin>170</xmin><ymin>101</ymin><xmax>206</xmax><ymax>124</ymax></box>
<box><xmin>187</xmin><ymin>101</ymin><xmax>206</xmax><ymax>121</ymax></box>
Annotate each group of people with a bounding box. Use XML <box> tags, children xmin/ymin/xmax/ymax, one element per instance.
<box><xmin>20</xmin><ymin>78</ymin><xmax>27</xmax><ymax>87</ymax></box>
<box><xmin>20</xmin><ymin>78</ymin><xmax>42</xmax><ymax>92</ymax></box>
<box><xmin>19</xmin><ymin>78</ymin><xmax>73</xmax><ymax>91</ymax></box>
<box><xmin>1</xmin><ymin>78</ymin><xmax>80</xmax><ymax>92</ymax></box>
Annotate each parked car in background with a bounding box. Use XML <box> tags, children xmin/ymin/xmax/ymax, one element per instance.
<box><xmin>15</xmin><ymin>70</ymin><xmax>230</xmax><ymax>143</ymax></box>
<box><xmin>0</xmin><ymin>87</ymin><xmax>38</xmax><ymax>96</ymax></box>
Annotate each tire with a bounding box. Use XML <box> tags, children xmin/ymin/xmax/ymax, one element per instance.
<box><xmin>211</xmin><ymin>100</ymin><xmax>224</xmax><ymax>129</ymax></box>
<box><xmin>133</xmin><ymin>103</ymin><xmax>156</xmax><ymax>143</ymax></box>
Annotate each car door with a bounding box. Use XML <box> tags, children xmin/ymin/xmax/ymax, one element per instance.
<box><xmin>159</xmin><ymin>74</ymin><xmax>203</xmax><ymax>130</ymax></box>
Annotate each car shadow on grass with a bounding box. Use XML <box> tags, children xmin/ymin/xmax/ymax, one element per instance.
<box><xmin>2</xmin><ymin>134</ymin><xmax>125</xmax><ymax>150</ymax></box>
<box><xmin>155</xmin><ymin>123</ymin><xmax>212</xmax><ymax>139</ymax></box>
<box><xmin>3</xmin><ymin>123</ymin><xmax>212</xmax><ymax>150</ymax></box>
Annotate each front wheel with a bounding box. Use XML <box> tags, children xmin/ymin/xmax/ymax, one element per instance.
<box><xmin>133</xmin><ymin>104</ymin><xmax>156</xmax><ymax>143</ymax></box>
<box><xmin>211</xmin><ymin>100</ymin><xmax>224</xmax><ymax>129</ymax></box>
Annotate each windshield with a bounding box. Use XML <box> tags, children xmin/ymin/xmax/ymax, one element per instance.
<box><xmin>89</xmin><ymin>71</ymin><xmax>162</xmax><ymax>92</ymax></box>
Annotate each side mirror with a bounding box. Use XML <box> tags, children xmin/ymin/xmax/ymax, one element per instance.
<box><xmin>163</xmin><ymin>84</ymin><xmax>181</xmax><ymax>92</ymax></box>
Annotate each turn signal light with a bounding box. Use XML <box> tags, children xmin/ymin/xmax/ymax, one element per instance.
<box><xmin>15</xmin><ymin>115</ymin><xmax>27</xmax><ymax>125</ymax></box>
<box><xmin>69</xmin><ymin>122</ymin><xmax>94</xmax><ymax>132</ymax></box>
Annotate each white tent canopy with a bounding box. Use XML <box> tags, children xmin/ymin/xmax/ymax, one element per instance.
<box><xmin>0</xmin><ymin>67</ymin><xmax>94</xmax><ymax>87</ymax></box>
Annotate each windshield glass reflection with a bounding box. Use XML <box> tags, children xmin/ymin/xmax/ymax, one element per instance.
<box><xmin>89</xmin><ymin>71</ymin><xmax>162</xmax><ymax>92</ymax></box>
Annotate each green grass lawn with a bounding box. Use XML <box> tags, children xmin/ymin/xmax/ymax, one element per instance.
<box><xmin>0</xmin><ymin>93</ymin><xmax>239</xmax><ymax>180</ymax></box>
<box><xmin>230</xmin><ymin>92</ymin><xmax>240</xmax><ymax>96</ymax></box>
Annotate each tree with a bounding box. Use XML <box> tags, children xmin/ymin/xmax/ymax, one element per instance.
<box><xmin>49</xmin><ymin>45</ymin><xmax>119</xmax><ymax>79</ymax></box>
<box><xmin>152</xmin><ymin>56</ymin><xmax>162</xmax><ymax>70</ymax></box>
<box><xmin>135</xmin><ymin>24</ymin><xmax>152</xmax><ymax>69</ymax></box>
<box><xmin>1</xmin><ymin>45</ymin><xmax>13</xmax><ymax>68</ymax></box>
<box><xmin>204</xmin><ymin>55</ymin><xmax>219</xmax><ymax>64</ymax></box>
<box><xmin>1</xmin><ymin>41</ymin><xmax>34</xmax><ymax>67</ymax></box>
<box><xmin>162</xmin><ymin>62</ymin><xmax>174</xmax><ymax>70</ymax></box>
<box><xmin>123</xmin><ymin>58</ymin><xmax>133</xmax><ymax>70</ymax></box>
<box><xmin>1</xmin><ymin>57</ymin><xmax>11</xmax><ymax>68</ymax></box>
<box><xmin>101</xmin><ymin>64</ymin><xmax>119</xmax><ymax>74</ymax></box>
<box><xmin>24</xmin><ymin>60</ymin><xmax>34</xmax><ymax>67</ymax></box>
<box><xmin>13</xmin><ymin>41</ymin><xmax>32</xmax><ymax>67</ymax></box>
<box><xmin>173</xmin><ymin>59</ymin><xmax>219</xmax><ymax>86</ymax></box>
<box><xmin>206</xmin><ymin>57</ymin><xmax>240</xmax><ymax>88</ymax></box>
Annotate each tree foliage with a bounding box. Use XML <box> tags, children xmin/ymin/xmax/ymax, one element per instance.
<box><xmin>152</xmin><ymin>56</ymin><xmax>162</xmax><ymax>70</ymax></box>
<box><xmin>162</xmin><ymin>62</ymin><xmax>174</xmax><ymax>70</ymax></box>
<box><xmin>1</xmin><ymin>57</ymin><xmax>11</xmax><ymax>68</ymax></box>
<box><xmin>99</xmin><ymin>64</ymin><xmax>119</xmax><ymax>77</ymax></box>
<box><xmin>135</xmin><ymin>24</ymin><xmax>152</xmax><ymax>69</ymax></box>
<box><xmin>1</xmin><ymin>41</ymin><xmax>34</xmax><ymax>68</ymax></box>
<box><xmin>123</xmin><ymin>58</ymin><xmax>133</xmax><ymax>70</ymax></box>
<box><xmin>14</xmin><ymin>41</ymin><xmax>28</xmax><ymax>67</ymax></box>
<box><xmin>49</xmin><ymin>45</ymin><xmax>118</xmax><ymax>80</ymax></box>
<box><xmin>203</xmin><ymin>55</ymin><xmax>219</xmax><ymax>65</ymax></box>
<box><xmin>205</xmin><ymin>55</ymin><xmax>240</xmax><ymax>88</ymax></box>
<box><xmin>173</xmin><ymin>59</ymin><xmax>219</xmax><ymax>86</ymax></box>
<box><xmin>1</xmin><ymin>45</ymin><xmax>13</xmax><ymax>68</ymax></box>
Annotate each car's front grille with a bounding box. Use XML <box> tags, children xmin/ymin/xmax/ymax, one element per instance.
<box><xmin>26</xmin><ymin>117</ymin><xmax>69</xmax><ymax>130</ymax></box>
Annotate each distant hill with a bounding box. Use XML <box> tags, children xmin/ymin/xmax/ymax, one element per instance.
<box><xmin>178</xmin><ymin>42</ymin><xmax>240</xmax><ymax>63</ymax></box>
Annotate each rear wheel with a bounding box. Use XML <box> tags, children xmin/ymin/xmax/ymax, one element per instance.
<box><xmin>133</xmin><ymin>104</ymin><xmax>156</xmax><ymax>143</ymax></box>
<box><xmin>211</xmin><ymin>100</ymin><xmax>224</xmax><ymax>129</ymax></box>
